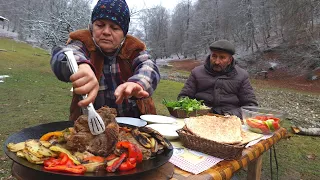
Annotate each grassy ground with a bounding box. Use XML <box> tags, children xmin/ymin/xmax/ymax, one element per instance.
<box><xmin>0</xmin><ymin>38</ymin><xmax>319</xmax><ymax>179</ymax></box>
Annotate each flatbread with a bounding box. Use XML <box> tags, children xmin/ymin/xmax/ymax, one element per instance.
<box><xmin>238</xmin><ymin>130</ymin><xmax>263</xmax><ymax>145</ymax></box>
<box><xmin>184</xmin><ymin>115</ymin><xmax>242</xmax><ymax>144</ymax></box>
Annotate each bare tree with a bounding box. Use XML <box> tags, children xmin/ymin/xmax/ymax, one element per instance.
<box><xmin>140</xmin><ymin>5</ymin><xmax>170</xmax><ymax>59</ymax></box>
<box><xmin>2</xmin><ymin>0</ymin><xmax>320</xmax><ymax>61</ymax></box>
<box><xmin>183</xmin><ymin>0</ymin><xmax>217</xmax><ymax>59</ymax></box>
<box><xmin>0</xmin><ymin>0</ymin><xmax>91</xmax><ymax>49</ymax></box>
<box><xmin>167</xmin><ymin>1</ymin><xmax>192</xmax><ymax>59</ymax></box>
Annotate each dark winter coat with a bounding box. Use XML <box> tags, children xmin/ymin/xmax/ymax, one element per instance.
<box><xmin>178</xmin><ymin>55</ymin><xmax>258</xmax><ymax>118</ymax></box>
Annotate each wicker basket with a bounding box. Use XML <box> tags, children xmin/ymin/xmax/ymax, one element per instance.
<box><xmin>176</xmin><ymin>128</ymin><xmax>245</xmax><ymax>160</ymax></box>
<box><xmin>167</xmin><ymin>107</ymin><xmax>210</xmax><ymax>118</ymax></box>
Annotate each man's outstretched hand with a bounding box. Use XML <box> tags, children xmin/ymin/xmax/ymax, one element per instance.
<box><xmin>114</xmin><ymin>82</ymin><xmax>149</xmax><ymax>104</ymax></box>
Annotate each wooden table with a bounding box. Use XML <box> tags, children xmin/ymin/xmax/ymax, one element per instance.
<box><xmin>170</xmin><ymin>128</ymin><xmax>287</xmax><ymax>180</ymax></box>
<box><xmin>11</xmin><ymin>126</ymin><xmax>287</xmax><ymax>180</ymax></box>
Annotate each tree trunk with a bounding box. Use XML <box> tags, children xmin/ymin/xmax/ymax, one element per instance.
<box><xmin>176</xmin><ymin>53</ymin><xmax>181</xmax><ymax>59</ymax></box>
<box><xmin>186</xmin><ymin>0</ymin><xmax>191</xmax><ymax>41</ymax></box>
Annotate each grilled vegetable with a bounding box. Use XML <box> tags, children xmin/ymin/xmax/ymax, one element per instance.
<box><xmin>38</xmin><ymin>145</ymin><xmax>57</xmax><ymax>157</ymax></box>
<box><xmin>106</xmin><ymin>157</ymin><xmax>119</xmax><ymax>166</ymax></box>
<box><xmin>82</xmin><ymin>162</ymin><xmax>105</xmax><ymax>172</ymax></box>
<box><xmin>25</xmin><ymin>139</ymin><xmax>43</xmax><ymax>158</ymax></box>
<box><xmin>150</xmin><ymin>137</ymin><xmax>158</xmax><ymax>153</ymax></box>
<box><xmin>40</xmin><ymin>131</ymin><xmax>63</xmax><ymax>141</ymax></box>
<box><xmin>116</xmin><ymin>141</ymin><xmax>143</xmax><ymax>163</ymax></box>
<box><xmin>7</xmin><ymin>142</ymin><xmax>25</xmax><ymax>152</ymax></box>
<box><xmin>44</xmin><ymin>152</ymin><xmax>86</xmax><ymax>174</ymax></box>
<box><xmin>22</xmin><ymin>149</ymin><xmax>44</xmax><ymax>164</ymax></box>
<box><xmin>138</xmin><ymin>126</ymin><xmax>172</xmax><ymax>150</ymax></box>
<box><xmin>7</xmin><ymin>139</ymin><xmax>56</xmax><ymax>164</ymax></box>
<box><xmin>106</xmin><ymin>153</ymin><xmax>127</xmax><ymax>172</ymax></box>
<box><xmin>83</xmin><ymin>156</ymin><xmax>105</xmax><ymax>163</ymax></box>
<box><xmin>49</xmin><ymin>145</ymin><xmax>80</xmax><ymax>165</ymax></box>
<box><xmin>16</xmin><ymin>151</ymin><xmax>25</xmax><ymax>158</ymax></box>
<box><xmin>39</xmin><ymin>140</ymin><xmax>52</xmax><ymax>148</ymax></box>
<box><xmin>105</xmin><ymin>153</ymin><xmax>117</xmax><ymax>161</ymax></box>
<box><xmin>119</xmin><ymin>157</ymin><xmax>136</xmax><ymax>171</ymax></box>
<box><xmin>131</xmin><ymin>128</ymin><xmax>152</xmax><ymax>148</ymax></box>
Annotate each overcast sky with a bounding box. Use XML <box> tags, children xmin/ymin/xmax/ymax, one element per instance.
<box><xmin>91</xmin><ymin>0</ymin><xmax>191</xmax><ymax>11</ymax></box>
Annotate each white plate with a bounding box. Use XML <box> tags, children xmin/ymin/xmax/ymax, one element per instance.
<box><xmin>115</xmin><ymin>117</ymin><xmax>147</xmax><ymax>127</ymax></box>
<box><xmin>146</xmin><ymin>124</ymin><xmax>180</xmax><ymax>140</ymax></box>
<box><xmin>140</xmin><ymin>115</ymin><xmax>176</xmax><ymax>124</ymax></box>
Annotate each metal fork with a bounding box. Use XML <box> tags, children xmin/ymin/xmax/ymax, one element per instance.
<box><xmin>64</xmin><ymin>50</ymin><xmax>105</xmax><ymax>135</ymax></box>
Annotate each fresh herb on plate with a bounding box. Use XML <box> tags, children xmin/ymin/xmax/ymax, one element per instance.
<box><xmin>162</xmin><ymin>97</ymin><xmax>209</xmax><ymax>113</ymax></box>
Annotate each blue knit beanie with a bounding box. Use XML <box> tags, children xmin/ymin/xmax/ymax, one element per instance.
<box><xmin>91</xmin><ymin>0</ymin><xmax>130</xmax><ymax>35</ymax></box>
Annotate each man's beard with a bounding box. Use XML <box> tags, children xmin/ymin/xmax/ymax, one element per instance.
<box><xmin>210</xmin><ymin>64</ymin><xmax>224</xmax><ymax>72</ymax></box>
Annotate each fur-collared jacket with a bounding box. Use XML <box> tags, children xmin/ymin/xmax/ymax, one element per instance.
<box><xmin>51</xmin><ymin>29</ymin><xmax>159</xmax><ymax>120</ymax></box>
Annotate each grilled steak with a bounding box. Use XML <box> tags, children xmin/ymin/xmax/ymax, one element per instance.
<box><xmin>65</xmin><ymin>106</ymin><xmax>119</xmax><ymax>156</ymax></box>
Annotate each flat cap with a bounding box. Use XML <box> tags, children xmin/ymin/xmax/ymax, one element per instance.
<box><xmin>209</xmin><ymin>40</ymin><xmax>235</xmax><ymax>55</ymax></box>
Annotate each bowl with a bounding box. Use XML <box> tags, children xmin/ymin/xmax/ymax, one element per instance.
<box><xmin>167</xmin><ymin>107</ymin><xmax>210</xmax><ymax>118</ymax></box>
<box><xmin>241</xmin><ymin>106</ymin><xmax>286</xmax><ymax>134</ymax></box>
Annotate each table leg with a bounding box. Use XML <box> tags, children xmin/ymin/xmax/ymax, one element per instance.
<box><xmin>247</xmin><ymin>156</ymin><xmax>262</xmax><ymax>180</ymax></box>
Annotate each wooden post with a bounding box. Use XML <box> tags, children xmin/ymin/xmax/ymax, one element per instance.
<box><xmin>261</xmin><ymin>71</ymin><xmax>268</xmax><ymax>79</ymax></box>
<box><xmin>247</xmin><ymin>156</ymin><xmax>263</xmax><ymax>180</ymax></box>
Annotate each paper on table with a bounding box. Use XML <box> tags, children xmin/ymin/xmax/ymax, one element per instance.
<box><xmin>169</xmin><ymin>141</ymin><xmax>223</xmax><ymax>175</ymax></box>
<box><xmin>241</xmin><ymin>125</ymin><xmax>274</xmax><ymax>148</ymax></box>
<box><xmin>245</xmin><ymin>133</ymin><xmax>274</xmax><ymax>148</ymax></box>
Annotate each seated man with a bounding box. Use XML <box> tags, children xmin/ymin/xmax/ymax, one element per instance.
<box><xmin>178</xmin><ymin>40</ymin><xmax>258</xmax><ymax>118</ymax></box>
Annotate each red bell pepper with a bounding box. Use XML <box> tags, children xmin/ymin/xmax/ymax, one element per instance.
<box><xmin>119</xmin><ymin>158</ymin><xmax>136</xmax><ymax>171</ymax></box>
<box><xmin>59</xmin><ymin>152</ymin><xmax>69</xmax><ymax>165</ymax></box>
<box><xmin>44</xmin><ymin>153</ymin><xmax>69</xmax><ymax>166</ymax></box>
<box><xmin>44</xmin><ymin>157</ymin><xmax>60</xmax><ymax>167</ymax></box>
<box><xmin>116</xmin><ymin>141</ymin><xmax>143</xmax><ymax>163</ymax></box>
<box><xmin>105</xmin><ymin>153</ymin><xmax>117</xmax><ymax>161</ymax></box>
<box><xmin>83</xmin><ymin>156</ymin><xmax>105</xmax><ymax>163</ymax></box>
<box><xmin>106</xmin><ymin>153</ymin><xmax>127</xmax><ymax>172</ymax></box>
<box><xmin>44</xmin><ymin>164</ymin><xmax>86</xmax><ymax>174</ymax></box>
<box><xmin>43</xmin><ymin>152</ymin><xmax>86</xmax><ymax>174</ymax></box>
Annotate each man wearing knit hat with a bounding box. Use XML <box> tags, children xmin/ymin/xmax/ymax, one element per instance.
<box><xmin>178</xmin><ymin>40</ymin><xmax>257</xmax><ymax>118</ymax></box>
<box><xmin>51</xmin><ymin>0</ymin><xmax>160</xmax><ymax>120</ymax></box>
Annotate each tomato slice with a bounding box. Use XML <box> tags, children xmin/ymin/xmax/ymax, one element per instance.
<box><xmin>269</xmin><ymin>117</ymin><xmax>280</xmax><ymax>123</ymax></box>
<box><xmin>254</xmin><ymin>115</ymin><xmax>280</xmax><ymax>122</ymax></box>
<box><xmin>246</xmin><ymin>118</ymin><xmax>270</xmax><ymax>134</ymax></box>
<box><xmin>254</xmin><ymin>116</ymin><xmax>268</xmax><ymax>121</ymax></box>
<box><xmin>272</xmin><ymin>121</ymin><xmax>280</xmax><ymax>130</ymax></box>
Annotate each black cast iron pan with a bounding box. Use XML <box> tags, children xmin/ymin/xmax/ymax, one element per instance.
<box><xmin>3</xmin><ymin>121</ymin><xmax>173</xmax><ymax>179</ymax></box>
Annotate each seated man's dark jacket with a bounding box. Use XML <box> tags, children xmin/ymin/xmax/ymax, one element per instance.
<box><xmin>178</xmin><ymin>55</ymin><xmax>258</xmax><ymax>118</ymax></box>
